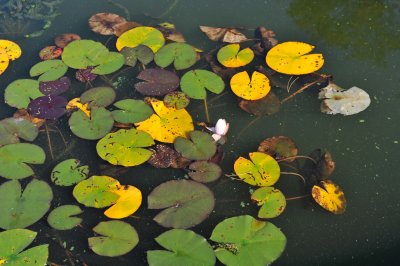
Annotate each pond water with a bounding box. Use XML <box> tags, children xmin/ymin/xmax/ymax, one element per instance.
<box><xmin>0</xmin><ymin>0</ymin><xmax>399</xmax><ymax>265</ymax></box>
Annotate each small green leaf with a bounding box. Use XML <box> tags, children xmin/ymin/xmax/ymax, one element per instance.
<box><xmin>251</xmin><ymin>187</ymin><xmax>286</xmax><ymax>218</ymax></box>
<box><xmin>91</xmin><ymin>52</ymin><xmax>124</xmax><ymax>75</ymax></box>
<box><xmin>163</xmin><ymin>91</ymin><xmax>190</xmax><ymax>109</ymax></box>
<box><xmin>0</xmin><ymin>117</ymin><xmax>39</xmax><ymax>147</ymax></box>
<box><xmin>154</xmin><ymin>43</ymin><xmax>197</xmax><ymax>70</ymax></box>
<box><xmin>62</xmin><ymin>40</ymin><xmax>109</xmax><ymax>69</ymax></box>
<box><xmin>147</xmin><ymin>229</ymin><xmax>216</xmax><ymax>266</ymax></box>
<box><xmin>80</xmin><ymin>87</ymin><xmax>116</xmax><ymax>108</ymax></box>
<box><xmin>88</xmin><ymin>221</ymin><xmax>139</xmax><ymax>257</ymax></box>
<box><xmin>174</xmin><ymin>131</ymin><xmax>216</xmax><ymax>160</ymax></box>
<box><xmin>120</xmin><ymin>45</ymin><xmax>154</xmax><ymax>67</ymax></box>
<box><xmin>111</xmin><ymin>99</ymin><xmax>153</xmax><ymax>124</ymax></box>
<box><xmin>188</xmin><ymin>161</ymin><xmax>222</xmax><ymax>183</ymax></box>
<box><xmin>4</xmin><ymin>79</ymin><xmax>44</xmax><ymax>109</ymax></box>
<box><xmin>47</xmin><ymin>205</ymin><xmax>83</xmax><ymax>230</ymax></box>
<box><xmin>180</xmin><ymin>69</ymin><xmax>225</xmax><ymax>99</ymax></box>
<box><xmin>51</xmin><ymin>159</ymin><xmax>89</xmax><ymax>186</ymax></box>
<box><xmin>69</xmin><ymin>108</ymin><xmax>114</xmax><ymax>140</ymax></box>
<box><xmin>29</xmin><ymin>59</ymin><xmax>68</xmax><ymax>82</ymax></box>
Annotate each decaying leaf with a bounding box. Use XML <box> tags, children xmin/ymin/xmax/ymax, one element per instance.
<box><xmin>254</xmin><ymin>26</ymin><xmax>278</xmax><ymax>51</ymax></box>
<box><xmin>54</xmin><ymin>33</ymin><xmax>81</xmax><ymax>48</ymax></box>
<box><xmin>157</xmin><ymin>22</ymin><xmax>186</xmax><ymax>43</ymax></box>
<box><xmin>200</xmin><ymin>26</ymin><xmax>248</xmax><ymax>43</ymax></box>
<box><xmin>116</xmin><ymin>26</ymin><xmax>165</xmax><ymax>53</ymax></box>
<box><xmin>251</xmin><ymin>187</ymin><xmax>286</xmax><ymax>218</ymax></box>
<box><xmin>135</xmin><ymin>68</ymin><xmax>179</xmax><ymax>96</ymax></box>
<box><xmin>75</xmin><ymin>67</ymin><xmax>97</xmax><ymax>82</ymax></box>
<box><xmin>230</xmin><ymin>71</ymin><xmax>271</xmax><ymax>100</ymax></box>
<box><xmin>147</xmin><ymin>144</ymin><xmax>180</xmax><ymax>168</ymax></box>
<box><xmin>39</xmin><ymin>46</ymin><xmax>63</xmax><ymax>60</ymax></box>
<box><xmin>66</xmin><ymin>98</ymin><xmax>91</xmax><ymax>117</ymax></box>
<box><xmin>239</xmin><ymin>91</ymin><xmax>280</xmax><ymax>116</ymax></box>
<box><xmin>300</xmin><ymin>149</ymin><xmax>335</xmax><ymax>187</ymax></box>
<box><xmin>163</xmin><ymin>91</ymin><xmax>190</xmax><ymax>109</ymax></box>
<box><xmin>318</xmin><ymin>83</ymin><xmax>371</xmax><ymax>115</ymax></box>
<box><xmin>13</xmin><ymin>109</ymin><xmax>45</xmax><ymax>128</ymax></box>
<box><xmin>312</xmin><ymin>180</ymin><xmax>346</xmax><ymax>214</ymax></box>
<box><xmin>258</xmin><ymin>136</ymin><xmax>298</xmax><ymax>162</ymax></box>
<box><xmin>104</xmin><ymin>185</ymin><xmax>142</xmax><ymax>219</ymax></box>
<box><xmin>89</xmin><ymin>13</ymin><xmax>127</xmax><ymax>35</ymax></box>
<box><xmin>115</xmin><ymin>21</ymin><xmax>142</xmax><ymax>36</ymax></box>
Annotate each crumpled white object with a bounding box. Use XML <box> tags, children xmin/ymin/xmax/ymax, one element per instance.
<box><xmin>318</xmin><ymin>83</ymin><xmax>371</xmax><ymax>116</ymax></box>
<box><xmin>206</xmin><ymin>119</ymin><xmax>230</xmax><ymax>143</ymax></box>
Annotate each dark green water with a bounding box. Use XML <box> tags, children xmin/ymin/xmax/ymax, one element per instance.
<box><xmin>1</xmin><ymin>0</ymin><xmax>400</xmax><ymax>265</ymax></box>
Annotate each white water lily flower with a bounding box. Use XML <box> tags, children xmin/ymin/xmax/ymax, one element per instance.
<box><xmin>206</xmin><ymin>119</ymin><xmax>229</xmax><ymax>142</ymax></box>
<box><xmin>318</xmin><ymin>83</ymin><xmax>370</xmax><ymax>116</ymax></box>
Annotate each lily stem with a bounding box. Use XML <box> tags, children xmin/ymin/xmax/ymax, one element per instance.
<box><xmin>44</xmin><ymin>123</ymin><xmax>54</xmax><ymax>160</ymax></box>
<box><xmin>278</xmin><ymin>155</ymin><xmax>317</xmax><ymax>164</ymax></box>
<box><xmin>286</xmin><ymin>194</ymin><xmax>310</xmax><ymax>201</ymax></box>
<box><xmin>281</xmin><ymin>171</ymin><xmax>306</xmax><ymax>185</ymax></box>
<box><xmin>204</xmin><ymin>98</ymin><xmax>210</xmax><ymax>123</ymax></box>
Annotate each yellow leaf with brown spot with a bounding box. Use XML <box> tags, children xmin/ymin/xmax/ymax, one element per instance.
<box><xmin>66</xmin><ymin>98</ymin><xmax>91</xmax><ymax>117</ymax></box>
<box><xmin>0</xmin><ymin>49</ymin><xmax>10</xmax><ymax>75</ymax></box>
<box><xmin>312</xmin><ymin>180</ymin><xmax>346</xmax><ymax>214</ymax></box>
<box><xmin>0</xmin><ymin>40</ymin><xmax>22</xmax><ymax>60</ymax></box>
<box><xmin>230</xmin><ymin>71</ymin><xmax>271</xmax><ymax>100</ymax></box>
<box><xmin>135</xmin><ymin>98</ymin><xmax>194</xmax><ymax>143</ymax></box>
<box><xmin>116</xmin><ymin>26</ymin><xmax>165</xmax><ymax>53</ymax></box>
<box><xmin>104</xmin><ymin>185</ymin><xmax>142</xmax><ymax>219</ymax></box>
<box><xmin>266</xmin><ymin>41</ymin><xmax>324</xmax><ymax>75</ymax></box>
<box><xmin>217</xmin><ymin>44</ymin><xmax>254</xmax><ymax>68</ymax></box>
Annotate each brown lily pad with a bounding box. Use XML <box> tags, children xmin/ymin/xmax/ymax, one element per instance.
<box><xmin>13</xmin><ymin>109</ymin><xmax>45</xmax><ymax>128</ymax></box>
<box><xmin>147</xmin><ymin>144</ymin><xmax>180</xmax><ymax>169</ymax></box>
<box><xmin>135</xmin><ymin>68</ymin><xmax>179</xmax><ymax>96</ymax></box>
<box><xmin>54</xmin><ymin>33</ymin><xmax>81</xmax><ymax>48</ymax></box>
<box><xmin>115</xmin><ymin>21</ymin><xmax>142</xmax><ymax>36</ymax></box>
<box><xmin>39</xmin><ymin>46</ymin><xmax>63</xmax><ymax>60</ymax></box>
<box><xmin>200</xmin><ymin>26</ymin><xmax>248</xmax><ymax>43</ymax></box>
<box><xmin>239</xmin><ymin>91</ymin><xmax>281</xmax><ymax>116</ymax></box>
<box><xmin>258</xmin><ymin>136</ymin><xmax>298</xmax><ymax>162</ymax></box>
<box><xmin>89</xmin><ymin>13</ymin><xmax>127</xmax><ymax>35</ymax></box>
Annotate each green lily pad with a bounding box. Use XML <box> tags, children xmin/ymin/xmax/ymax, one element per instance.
<box><xmin>148</xmin><ymin>180</ymin><xmax>215</xmax><ymax>229</ymax></box>
<box><xmin>51</xmin><ymin>159</ymin><xmax>89</xmax><ymax>186</ymax></box>
<box><xmin>251</xmin><ymin>187</ymin><xmax>286</xmax><ymax>219</ymax></box>
<box><xmin>29</xmin><ymin>59</ymin><xmax>68</xmax><ymax>82</ymax></box>
<box><xmin>88</xmin><ymin>220</ymin><xmax>139</xmax><ymax>257</ymax></box>
<box><xmin>62</xmin><ymin>40</ymin><xmax>109</xmax><ymax>69</ymax></box>
<box><xmin>4</xmin><ymin>79</ymin><xmax>44</xmax><ymax>109</ymax></box>
<box><xmin>91</xmin><ymin>52</ymin><xmax>124</xmax><ymax>75</ymax></box>
<box><xmin>0</xmin><ymin>117</ymin><xmax>39</xmax><ymax>147</ymax></box>
<box><xmin>210</xmin><ymin>215</ymin><xmax>286</xmax><ymax>266</ymax></box>
<box><xmin>174</xmin><ymin>131</ymin><xmax>216</xmax><ymax>160</ymax></box>
<box><xmin>68</xmin><ymin>108</ymin><xmax>114</xmax><ymax>140</ymax></box>
<box><xmin>116</xmin><ymin>26</ymin><xmax>165</xmax><ymax>53</ymax></box>
<box><xmin>80</xmin><ymin>87</ymin><xmax>116</xmax><ymax>108</ymax></box>
<box><xmin>120</xmin><ymin>45</ymin><xmax>154</xmax><ymax>67</ymax></box>
<box><xmin>0</xmin><ymin>229</ymin><xmax>48</xmax><ymax>265</ymax></box>
<box><xmin>188</xmin><ymin>161</ymin><xmax>222</xmax><ymax>183</ymax></box>
<box><xmin>96</xmin><ymin>128</ymin><xmax>155</xmax><ymax>167</ymax></box>
<box><xmin>154</xmin><ymin>43</ymin><xmax>197</xmax><ymax>70</ymax></box>
<box><xmin>147</xmin><ymin>229</ymin><xmax>216</xmax><ymax>266</ymax></box>
<box><xmin>111</xmin><ymin>99</ymin><xmax>153</xmax><ymax>124</ymax></box>
<box><xmin>47</xmin><ymin>205</ymin><xmax>83</xmax><ymax>230</ymax></box>
<box><xmin>72</xmin><ymin>175</ymin><xmax>120</xmax><ymax>208</ymax></box>
<box><xmin>180</xmin><ymin>69</ymin><xmax>225</xmax><ymax>99</ymax></box>
<box><xmin>0</xmin><ymin>143</ymin><xmax>45</xmax><ymax>180</ymax></box>
<box><xmin>163</xmin><ymin>91</ymin><xmax>190</xmax><ymax>109</ymax></box>
<box><xmin>0</xmin><ymin>179</ymin><xmax>53</xmax><ymax>229</ymax></box>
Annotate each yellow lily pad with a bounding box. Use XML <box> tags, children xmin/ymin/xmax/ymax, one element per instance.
<box><xmin>0</xmin><ymin>49</ymin><xmax>9</xmax><ymax>75</ymax></box>
<box><xmin>266</xmin><ymin>41</ymin><xmax>324</xmax><ymax>75</ymax></box>
<box><xmin>104</xmin><ymin>185</ymin><xmax>142</xmax><ymax>219</ymax></box>
<box><xmin>135</xmin><ymin>98</ymin><xmax>194</xmax><ymax>143</ymax></box>
<box><xmin>230</xmin><ymin>71</ymin><xmax>271</xmax><ymax>100</ymax></box>
<box><xmin>116</xmin><ymin>26</ymin><xmax>165</xmax><ymax>53</ymax></box>
<box><xmin>217</xmin><ymin>44</ymin><xmax>254</xmax><ymax>68</ymax></box>
<box><xmin>0</xmin><ymin>40</ymin><xmax>22</xmax><ymax>61</ymax></box>
<box><xmin>311</xmin><ymin>180</ymin><xmax>346</xmax><ymax>214</ymax></box>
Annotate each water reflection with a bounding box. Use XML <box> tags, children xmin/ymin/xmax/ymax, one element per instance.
<box><xmin>288</xmin><ymin>0</ymin><xmax>400</xmax><ymax>63</ymax></box>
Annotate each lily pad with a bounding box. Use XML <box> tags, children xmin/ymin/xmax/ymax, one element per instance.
<box><xmin>0</xmin><ymin>179</ymin><xmax>53</xmax><ymax>229</ymax></box>
<box><xmin>217</xmin><ymin>44</ymin><xmax>254</xmax><ymax>67</ymax></box>
<box><xmin>39</xmin><ymin>46</ymin><xmax>63</xmax><ymax>60</ymax></box>
<box><xmin>234</xmin><ymin>152</ymin><xmax>280</xmax><ymax>186</ymax></box>
<box><xmin>88</xmin><ymin>221</ymin><xmax>139</xmax><ymax>257</ymax></box>
<box><xmin>120</xmin><ymin>45</ymin><xmax>154</xmax><ymax>66</ymax></box>
<box><xmin>200</xmin><ymin>26</ymin><xmax>248</xmax><ymax>43</ymax></box>
<box><xmin>111</xmin><ymin>99</ymin><xmax>153</xmax><ymax>124</ymax></box>
<box><xmin>75</xmin><ymin>67</ymin><xmax>97</xmax><ymax>82</ymax></box>
<box><xmin>62</xmin><ymin>40</ymin><xmax>109</xmax><ymax>69</ymax></box>
<box><xmin>0</xmin><ymin>40</ymin><xmax>22</xmax><ymax>60</ymax></box>
<box><xmin>239</xmin><ymin>91</ymin><xmax>281</xmax><ymax>116</ymax></box>
<box><xmin>5</xmin><ymin>79</ymin><xmax>44</xmax><ymax>109</ymax></box>
<box><xmin>73</xmin><ymin>175</ymin><xmax>120</xmax><ymax>208</ymax></box>
<box><xmin>69</xmin><ymin>108</ymin><xmax>114</xmax><ymax>140</ymax></box>
<box><xmin>54</xmin><ymin>33</ymin><xmax>81</xmax><ymax>48</ymax></box>
<box><xmin>180</xmin><ymin>69</ymin><xmax>225</xmax><ymax>100</ymax></box>
<box><xmin>104</xmin><ymin>185</ymin><xmax>142</xmax><ymax>219</ymax></box>
<box><xmin>135</xmin><ymin>98</ymin><xmax>194</xmax><ymax>143</ymax></box>
<box><xmin>96</xmin><ymin>128</ymin><xmax>154</xmax><ymax>167</ymax></box>
<box><xmin>89</xmin><ymin>13</ymin><xmax>127</xmax><ymax>35</ymax></box>
<box><xmin>188</xmin><ymin>161</ymin><xmax>222</xmax><ymax>183</ymax></box>
<box><xmin>230</xmin><ymin>71</ymin><xmax>271</xmax><ymax>100</ymax></box>
<box><xmin>51</xmin><ymin>159</ymin><xmax>89</xmax><ymax>186</ymax></box>
<box><xmin>28</xmin><ymin>95</ymin><xmax>68</xmax><ymax>120</ymax></box>
<box><xmin>39</xmin><ymin>76</ymin><xmax>71</xmax><ymax>95</ymax></box>
<box><xmin>163</xmin><ymin>91</ymin><xmax>190</xmax><ymax>109</ymax></box>
<box><xmin>0</xmin><ymin>143</ymin><xmax>45</xmax><ymax>180</ymax></box>
<box><xmin>312</xmin><ymin>180</ymin><xmax>346</xmax><ymax>214</ymax></box>
<box><xmin>147</xmin><ymin>229</ymin><xmax>216</xmax><ymax>266</ymax></box>
<box><xmin>0</xmin><ymin>117</ymin><xmax>39</xmax><ymax>146</ymax></box>
<box><xmin>91</xmin><ymin>52</ymin><xmax>124</xmax><ymax>75</ymax></box>
<box><xmin>174</xmin><ymin>131</ymin><xmax>216</xmax><ymax>160</ymax></box>
<box><xmin>148</xmin><ymin>180</ymin><xmax>215</xmax><ymax>229</ymax></box>
<box><xmin>80</xmin><ymin>86</ymin><xmax>116</xmax><ymax>108</ymax></box>
<box><xmin>47</xmin><ymin>205</ymin><xmax>83</xmax><ymax>230</ymax></box>
<box><xmin>251</xmin><ymin>187</ymin><xmax>286</xmax><ymax>219</ymax></box>
<box><xmin>210</xmin><ymin>215</ymin><xmax>286</xmax><ymax>266</ymax></box>
<box><xmin>0</xmin><ymin>229</ymin><xmax>48</xmax><ymax>265</ymax></box>
<box><xmin>258</xmin><ymin>136</ymin><xmax>298</xmax><ymax>162</ymax></box>
<box><xmin>116</xmin><ymin>26</ymin><xmax>165</xmax><ymax>53</ymax></box>
<box><xmin>154</xmin><ymin>43</ymin><xmax>197</xmax><ymax>70</ymax></box>
<box><xmin>147</xmin><ymin>144</ymin><xmax>180</xmax><ymax>168</ymax></box>
<box><xmin>29</xmin><ymin>59</ymin><xmax>68</xmax><ymax>82</ymax></box>
<box><xmin>135</xmin><ymin>68</ymin><xmax>179</xmax><ymax>96</ymax></box>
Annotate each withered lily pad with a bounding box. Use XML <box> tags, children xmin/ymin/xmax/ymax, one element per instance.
<box><xmin>75</xmin><ymin>67</ymin><xmax>97</xmax><ymax>82</ymax></box>
<box><xmin>135</xmin><ymin>68</ymin><xmax>179</xmax><ymax>96</ymax></box>
<box><xmin>55</xmin><ymin>33</ymin><xmax>81</xmax><ymax>48</ymax></box>
<box><xmin>301</xmin><ymin>149</ymin><xmax>335</xmax><ymax>185</ymax></box>
<box><xmin>39</xmin><ymin>76</ymin><xmax>71</xmax><ymax>95</ymax></box>
<box><xmin>147</xmin><ymin>144</ymin><xmax>180</xmax><ymax>168</ymax></box>
<box><xmin>0</xmin><ymin>117</ymin><xmax>39</xmax><ymax>146</ymax></box>
<box><xmin>28</xmin><ymin>95</ymin><xmax>67</xmax><ymax>120</ymax></box>
<box><xmin>258</xmin><ymin>136</ymin><xmax>298</xmax><ymax>162</ymax></box>
<box><xmin>239</xmin><ymin>91</ymin><xmax>281</xmax><ymax>116</ymax></box>
<box><xmin>188</xmin><ymin>161</ymin><xmax>222</xmax><ymax>183</ymax></box>
<box><xmin>312</xmin><ymin>180</ymin><xmax>346</xmax><ymax>214</ymax></box>
<box><xmin>148</xmin><ymin>180</ymin><xmax>215</xmax><ymax>229</ymax></box>
<box><xmin>89</xmin><ymin>13</ymin><xmax>127</xmax><ymax>35</ymax></box>
<box><xmin>120</xmin><ymin>45</ymin><xmax>154</xmax><ymax>67</ymax></box>
<box><xmin>80</xmin><ymin>87</ymin><xmax>116</xmax><ymax>108</ymax></box>
<box><xmin>200</xmin><ymin>26</ymin><xmax>248</xmax><ymax>43</ymax></box>
<box><xmin>174</xmin><ymin>131</ymin><xmax>216</xmax><ymax>160</ymax></box>
<box><xmin>39</xmin><ymin>46</ymin><xmax>63</xmax><ymax>60</ymax></box>
<box><xmin>163</xmin><ymin>91</ymin><xmax>190</xmax><ymax>109</ymax></box>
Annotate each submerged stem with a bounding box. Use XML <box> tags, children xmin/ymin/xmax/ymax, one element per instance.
<box><xmin>44</xmin><ymin>123</ymin><xmax>54</xmax><ymax>160</ymax></box>
<box><xmin>204</xmin><ymin>98</ymin><xmax>210</xmax><ymax>123</ymax></box>
<box><xmin>286</xmin><ymin>194</ymin><xmax>310</xmax><ymax>201</ymax></box>
<box><xmin>237</xmin><ymin>116</ymin><xmax>261</xmax><ymax>139</ymax></box>
<box><xmin>281</xmin><ymin>74</ymin><xmax>331</xmax><ymax>103</ymax></box>
<box><xmin>281</xmin><ymin>171</ymin><xmax>306</xmax><ymax>185</ymax></box>
<box><xmin>278</xmin><ymin>155</ymin><xmax>317</xmax><ymax>164</ymax></box>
